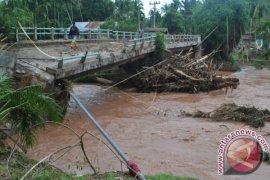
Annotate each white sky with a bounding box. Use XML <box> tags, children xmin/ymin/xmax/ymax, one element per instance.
<box><xmin>111</xmin><ymin>0</ymin><xmax>172</xmax><ymax>17</ymax></box>
<box><xmin>143</xmin><ymin>0</ymin><xmax>172</xmax><ymax>16</ymax></box>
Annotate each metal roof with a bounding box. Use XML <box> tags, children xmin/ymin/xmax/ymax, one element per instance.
<box><xmin>67</xmin><ymin>22</ymin><xmax>105</xmax><ymax>31</ymax></box>
<box><xmin>67</xmin><ymin>22</ymin><xmax>89</xmax><ymax>32</ymax></box>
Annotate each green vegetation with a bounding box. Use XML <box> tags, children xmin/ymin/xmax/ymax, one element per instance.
<box><xmin>101</xmin><ymin>0</ymin><xmax>144</xmax><ymax>31</ymax></box>
<box><xmin>193</xmin><ymin>0</ymin><xmax>248</xmax><ymax>58</ymax></box>
<box><xmin>0</xmin><ymin>147</ymin><xmax>87</xmax><ymax>180</ymax></box>
<box><xmin>0</xmin><ymin>0</ymin><xmax>115</xmax><ymax>33</ymax></box>
<box><xmin>231</xmin><ymin>0</ymin><xmax>270</xmax><ymax>66</ymax></box>
<box><xmin>100</xmin><ymin>172</ymin><xmax>197</xmax><ymax>180</ymax></box>
<box><xmin>0</xmin><ymin>75</ymin><xmax>62</xmax><ymax>147</ymax></box>
<box><xmin>154</xmin><ymin>32</ymin><xmax>166</xmax><ymax>60</ymax></box>
<box><xmin>147</xmin><ymin>174</ymin><xmax>197</xmax><ymax>180</ymax></box>
<box><xmin>161</xmin><ymin>4</ymin><xmax>184</xmax><ymax>33</ymax></box>
<box><xmin>0</xmin><ymin>147</ymin><xmax>196</xmax><ymax>180</ymax></box>
<box><xmin>251</xmin><ymin>59</ymin><xmax>270</xmax><ymax>70</ymax></box>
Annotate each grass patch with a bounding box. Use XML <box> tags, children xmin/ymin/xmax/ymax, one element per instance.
<box><xmin>231</xmin><ymin>49</ymin><xmax>270</xmax><ymax>70</ymax></box>
<box><xmin>147</xmin><ymin>174</ymin><xmax>197</xmax><ymax>180</ymax></box>
<box><xmin>97</xmin><ymin>172</ymin><xmax>197</xmax><ymax>180</ymax></box>
<box><xmin>0</xmin><ymin>147</ymin><xmax>197</xmax><ymax>180</ymax></box>
<box><xmin>251</xmin><ymin>58</ymin><xmax>270</xmax><ymax>70</ymax></box>
<box><xmin>0</xmin><ymin>146</ymin><xmax>88</xmax><ymax>180</ymax></box>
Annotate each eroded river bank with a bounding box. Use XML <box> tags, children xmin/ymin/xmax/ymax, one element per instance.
<box><xmin>27</xmin><ymin>66</ymin><xmax>270</xmax><ymax>180</ymax></box>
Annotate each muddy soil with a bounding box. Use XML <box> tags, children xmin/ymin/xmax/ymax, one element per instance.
<box><xmin>26</xmin><ymin>66</ymin><xmax>270</xmax><ymax>180</ymax></box>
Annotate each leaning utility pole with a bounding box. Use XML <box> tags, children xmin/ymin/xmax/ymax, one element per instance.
<box><xmin>149</xmin><ymin>1</ymin><xmax>160</xmax><ymax>28</ymax></box>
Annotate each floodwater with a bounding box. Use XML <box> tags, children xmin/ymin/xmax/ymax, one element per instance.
<box><xmin>27</xmin><ymin>66</ymin><xmax>270</xmax><ymax>180</ymax></box>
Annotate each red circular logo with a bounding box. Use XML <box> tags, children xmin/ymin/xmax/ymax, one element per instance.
<box><xmin>226</xmin><ymin>137</ymin><xmax>262</xmax><ymax>173</ymax></box>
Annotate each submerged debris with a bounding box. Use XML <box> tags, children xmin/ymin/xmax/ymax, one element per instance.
<box><xmin>186</xmin><ymin>103</ymin><xmax>270</xmax><ymax>128</ymax></box>
<box><xmin>132</xmin><ymin>51</ymin><xmax>239</xmax><ymax>93</ymax></box>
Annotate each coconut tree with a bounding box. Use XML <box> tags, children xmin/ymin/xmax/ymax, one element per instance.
<box><xmin>180</xmin><ymin>0</ymin><xmax>198</xmax><ymax>33</ymax></box>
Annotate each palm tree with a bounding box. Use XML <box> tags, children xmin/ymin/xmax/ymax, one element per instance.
<box><xmin>248</xmin><ymin>0</ymin><xmax>270</xmax><ymax>36</ymax></box>
<box><xmin>131</xmin><ymin>0</ymin><xmax>144</xmax><ymax>29</ymax></box>
<box><xmin>0</xmin><ymin>75</ymin><xmax>62</xmax><ymax>147</ymax></box>
<box><xmin>161</xmin><ymin>4</ymin><xmax>170</xmax><ymax>14</ymax></box>
<box><xmin>172</xmin><ymin>0</ymin><xmax>181</xmax><ymax>11</ymax></box>
<box><xmin>180</xmin><ymin>0</ymin><xmax>198</xmax><ymax>33</ymax></box>
<box><xmin>114</xmin><ymin>0</ymin><xmax>131</xmax><ymax>20</ymax></box>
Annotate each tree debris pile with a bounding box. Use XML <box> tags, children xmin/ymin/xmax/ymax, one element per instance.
<box><xmin>134</xmin><ymin>51</ymin><xmax>240</xmax><ymax>93</ymax></box>
<box><xmin>185</xmin><ymin>103</ymin><xmax>270</xmax><ymax>128</ymax></box>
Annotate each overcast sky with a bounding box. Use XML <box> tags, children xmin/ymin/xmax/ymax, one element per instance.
<box><xmin>143</xmin><ymin>0</ymin><xmax>172</xmax><ymax>16</ymax></box>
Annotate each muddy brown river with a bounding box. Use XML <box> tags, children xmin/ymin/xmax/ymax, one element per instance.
<box><xmin>27</xmin><ymin>66</ymin><xmax>270</xmax><ymax>180</ymax></box>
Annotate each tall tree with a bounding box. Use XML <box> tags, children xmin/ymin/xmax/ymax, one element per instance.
<box><xmin>81</xmin><ymin>0</ymin><xmax>114</xmax><ymax>21</ymax></box>
<box><xmin>102</xmin><ymin>0</ymin><xmax>144</xmax><ymax>31</ymax></box>
<box><xmin>180</xmin><ymin>0</ymin><xmax>198</xmax><ymax>33</ymax></box>
<box><xmin>160</xmin><ymin>2</ymin><xmax>184</xmax><ymax>33</ymax></box>
<box><xmin>162</xmin><ymin>8</ymin><xmax>183</xmax><ymax>33</ymax></box>
<box><xmin>192</xmin><ymin>0</ymin><xmax>249</xmax><ymax>58</ymax></box>
<box><xmin>149</xmin><ymin>9</ymin><xmax>162</xmax><ymax>28</ymax></box>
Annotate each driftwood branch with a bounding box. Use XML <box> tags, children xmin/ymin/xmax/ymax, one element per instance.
<box><xmin>80</xmin><ymin>132</ymin><xmax>99</xmax><ymax>178</ymax></box>
<box><xmin>130</xmin><ymin>50</ymin><xmax>239</xmax><ymax>93</ymax></box>
<box><xmin>169</xmin><ymin>67</ymin><xmax>202</xmax><ymax>81</ymax></box>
